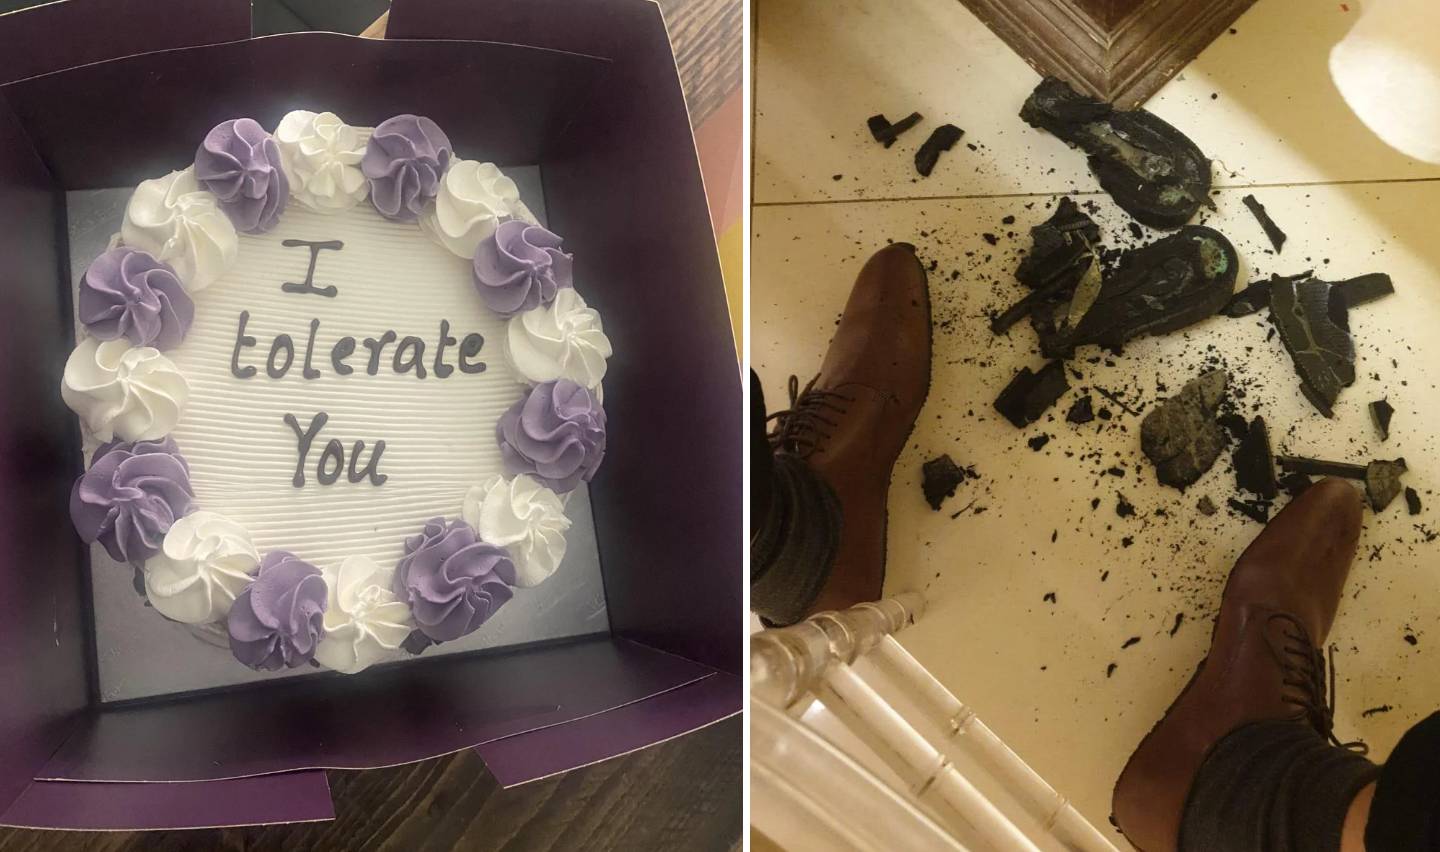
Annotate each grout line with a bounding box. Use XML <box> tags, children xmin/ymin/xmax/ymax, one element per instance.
<box><xmin>752</xmin><ymin>174</ymin><xmax>1440</xmax><ymax>208</ymax></box>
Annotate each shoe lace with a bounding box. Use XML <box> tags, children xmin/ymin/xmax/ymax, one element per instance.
<box><xmin>1270</xmin><ymin>612</ymin><xmax>1369</xmax><ymax>755</ymax></box>
<box><xmin>766</xmin><ymin>375</ymin><xmax>855</xmax><ymax>458</ymax></box>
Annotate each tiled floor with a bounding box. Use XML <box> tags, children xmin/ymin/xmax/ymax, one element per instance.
<box><xmin>753</xmin><ymin>0</ymin><xmax>1440</xmax><ymax>843</ymax></box>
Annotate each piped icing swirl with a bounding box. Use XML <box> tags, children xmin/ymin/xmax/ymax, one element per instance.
<box><xmin>143</xmin><ymin>510</ymin><xmax>258</xmax><ymax>624</ymax></box>
<box><xmin>315</xmin><ymin>555</ymin><xmax>414</xmax><ymax>674</ymax></box>
<box><xmin>70</xmin><ymin>437</ymin><xmax>194</xmax><ymax>566</ymax></box>
<box><xmin>462</xmin><ymin>475</ymin><xmax>571</xmax><ymax>587</ymax></box>
<box><xmin>393</xmin><ymin>517</ymin><xmax>516</xmax><ymax>647</ymax></box>
<box><xmin>62</xmin><ymin>337</ymin><xmax>189</xmax><ymax>442</ymax></box>
<box><xmin>506</xmin><ymin>288</ymin><xmax>611</xmax><ymax>388</ymax></box>
<box><xmin>228</xmin><ymin>551</ymin><xmax>327</xmax><ymax>670</ymax></box>
<box><xmin>120</xmin><ymin>168</ymin><xmax>238</xmax><ymax>291</ymax></box>
<box><xmin>194</xmin><ymin>118</ymin><xmax>290</xmax><ymax>234</ymax></box>
<box><xmin>361</xmin><ymin>114</ymin><xmax>452</xmax><ymax>221</ymax></box>
<box><xmin>420</xmin><ymin>160</ymin><xmax>519</xmax><ymax>258</ymax></box>
<box><xmin>275</xmin><ymin>110</ymin><xmax>369</xmax><ymax>212</ymax></box>
<box><xmin>473</xmin><ymin>220</ymin><xmax>572</xmax><ymax>316</ymax></box>
<box><xmin>77</xmin><ymin>247</ymin><xmax>193</xmax><ymax>350</ymax></box>
<box><xmin>496</xmin><ymin>380</ymin><xmax>607</xmax><ymax>493</ymax></box>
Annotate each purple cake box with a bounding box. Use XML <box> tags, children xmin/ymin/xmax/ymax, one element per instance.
<box><xmin>0</xmin><ymin>0</ymin><xmax>740</xmax><ymax>831</ymax></box>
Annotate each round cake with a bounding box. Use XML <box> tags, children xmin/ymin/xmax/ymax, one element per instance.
<box><xmin>62</xmin><ymin>112</ymin><xmax>612</xmax><ymax>674</ymax></box>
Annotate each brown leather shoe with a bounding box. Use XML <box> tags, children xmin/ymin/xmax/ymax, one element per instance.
<box><xmin>1111</xmin><ymin>477</ymin><xmax>1365</xmax><ymax>852</ymax></box>
<box><xmin>768</xmin><ymin>243</ymin><xmax>931</xmax><ymax>615</ymax></box>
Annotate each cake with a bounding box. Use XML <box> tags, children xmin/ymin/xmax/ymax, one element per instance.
<box><xmin>62</xmin><ymin>112</ymin><xmax>612</xmax><ymax>675</ymax></box>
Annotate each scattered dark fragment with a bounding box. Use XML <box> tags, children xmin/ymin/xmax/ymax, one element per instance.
<box><xmin>1406</xmin><ymin>487</ymin><xmax>1422</xmax><ymax>516</ymax></box>
<box><xmin>1370</xmin><ymin>399</ymin><xmax>1394</xmax><ymax>441</ymax></box>
<box><xmin>1169</xmin><ymin>613</ymin><xmax>1185</xmax><ymax>636</ymax></box>
<box><xmin>1091</xmin><ymin>497</ymin><xmax>1101</xmax><ymax>510</ymax></box>
<box><xmin>1219</xmin><ymin>412</ymin><xmax>1249</xmax><ymax>442</ymax></box>
<box><xmin>1228</xmin><ymin>497</ymin><xmax>1270</xmax><ymax>524</ymax></box>
<box><xmin>1015</xmin><ymin>196</ymin><xmax>1101</xmax><ymax>290</ymax></box>
<box><xmin>1121</xmin><ymin>636</ymin><xmax>1141</xmax><ymax>649</ymax></box>
<box><xmin>1107</xmin><ymin>466</ymin><xmax>1126</xmax><ymax>478</ymax></box>
<box><xmin>867</xmin><ymin>111</ymin><xmax>923</xmax><ymax>148</ymax></box>
<box><xmin>1028</xmin><ymin>434</ymin><xmax>1051</xmax><ymax>451</ymax></box>
<box><xmin>1334</xmin><ymin>272</ymin><xmax>1394</xmax><ymax>308</ymax></box>
<box><xmin>1241</xmin><ymin>194</ymin><xmax>1287</xmax><ymax>252</ymax></box>
<box><xmin>1362</xmin><ymin>705</ymin><xmax>1394</xmax><ymax>717</ymax></box>
<box><xmin>1269</xmin><ymin>276</ymin><xmax>1359</xmax><ymax>417</ymax></box>
<box><xmin>1221</xmin><ymin>272</ymin><xmax>1311</xmax><ymax>317</ymax></box>
<box><xmin>1197</xmin><ymin>496</ymin><xmax>1217</xmax><ymax>515</ymax></box>
<box><xmin>1051</xmin><ymin>529</ymin><xmax>1058</xmax><ymax>543</ymax></box>
<box><xmin>1140</xmin><ymin>370</ymin><xmax>1228</xmax><ymax>489</ymax></box>
<box><xmin>1093</xmin><ymin>385</ymin><xmax>1139</xmax><ymax>417</ymax></box>
<box><xmin>1106</xmin><ymin>663</ymin><xmax>1118</xmax><ymax>678</ymax></box>
<box><xmin>994</xmin><ymin>360</ymin><xmax>1070</xmax><ymax>427</ymax></box>
<box><xmin>1116</xmin><ymin>494</ymin><xmax>1136</xmax><ymax>517</ymax></box>
<box><xmin>982</xmin><ymin>233</ymin><xmax>999</xmax><ymax>246</ymax></box>
<box><xmin>921</xmin><ymin>454</ymin><xmax>965</xmax><ymax>511</ymax></box>
<box><xmin>1002</xmin><ymin>215</ymin><xmax>1016</xmax><ymax>225</ymax></box>
<box><xmin>1366</xmin><ymin>459</ymin><xmax>1408</xmax><ymax>512</ymax></box>
<box><xmin>1233</xmin><ymin>416</ymin><xmax>1278</xmax><ymax>499</ymax></box>
<box><xmin>1276</xmin><ymin>455</ymin><xmax>1368</xmax><ymax>480</ymax></box>
<box><xmin>1121</xmin><ymin>536</ymin><xmax>1134</xmax><ymax>547</ymax></box>
<box><xmin>1279</xmin><ymin>472</ymin><xmax>1314</xmax><ymax>499</ymax></box>
<box><xmin>1128</xmin><ymin>222</ymin><xmax>1144</xmax><ymax>240</ymax></box>
<box><xmin>1066</xmin><ymin>394</ymin><xmax>1095</xmax><ymax>424</ymax></box>
<box><xmin>1043</xmin><ymin>591</ymin><xmax>1057</xmax><ymax>603</ymax></box>
<box><xmin>1031</xmin><ymin>226</ymin><xmax>1239</xmax><ymax>358</ymax></box>
<box><xmin>914</xmin><ymin>124</ymin><xmax>964</xmax><ymax>177</ymax></box>
<box><xmin>1405</xmin><ymin>634</ymin><xmax>1419</xmax><ymax>646</ymax></box>
<box><xmin>1020</xmin><ymin>77</ymin><xmax>1212</xmax><ymax>229</ymax></box>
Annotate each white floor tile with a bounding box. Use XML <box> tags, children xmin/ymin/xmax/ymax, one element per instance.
<box><xmin>752</xmin><ymin>180</ymin><xmax>1440</xmax><ymax>840</ymax></box>
<box><xmin>753</xmin><ymin>0</ymin><xmax>1440</xmax><ymax>205</ymax></box>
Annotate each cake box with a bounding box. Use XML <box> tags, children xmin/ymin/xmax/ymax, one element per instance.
<box><xmin>0</xmin><ymin>0</ymin><xmax>740</xmax><ymax>830</ymax></box>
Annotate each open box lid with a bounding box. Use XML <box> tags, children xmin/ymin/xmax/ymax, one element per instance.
<box><xmin>0</xmin><ymin>0</ymin><xmax>738</xmax><ymax>829</ymax></box>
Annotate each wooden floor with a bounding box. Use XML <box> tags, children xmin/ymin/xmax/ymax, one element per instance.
<box><xmin>0</xmin><ymin>1</ymin><xmax>742</xmax><ymax>850</ymax></box>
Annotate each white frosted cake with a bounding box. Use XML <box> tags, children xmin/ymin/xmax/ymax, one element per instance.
<box><xmin>62</xmin><ymin>112</ymin><xmax>612</xmax><ymax>677</ymax></box>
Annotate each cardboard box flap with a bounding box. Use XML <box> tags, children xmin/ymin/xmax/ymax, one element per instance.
<box><xmin>37</xmin><ymin>636</ymin><xmax>713</xmax><ymax>782</ymax></box>
<box><xmin>0</xmin><ymin>770</ymin><xmax>334</xmax><ymax>831</ymax></box>
<box><xmin>0</xmin><ymin>0</ymin><xmax>251</xmax><ymax>86</ymax></box>
<box><xmin>475</xmin><ymin>669</ymin><xmax>740</xmax><ymax>787</ymax></box>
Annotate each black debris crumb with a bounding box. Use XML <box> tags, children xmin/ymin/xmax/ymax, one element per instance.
<box><xmin>1141</xmin><ymin>370</ymin><xmax>1229</xmax><ymax>489</ymax></box>
<box><xmin>921</xmin><ymin>454</ymin><xmax>965</xmax><ymax>511</ymax></box>
<box><xmin>831</xmin><ymin>174</ymin><xmax>843</xmax><ymax>181</ymax></box>
<box><xmin>1169</xmin><ymin>613</ymin><xmax>1185</xmax><ymax>636</ymax></box>
<box><xmin>1121</xmin><ymin>636</ymin><xmax>1141</xmax><ymax>649</ymax></box>
<box><xmin>1002</xmin><ymin>215</ymin><xmax>1016</xmax><ymax>225</ymax></box>
<box><xmin>1121</xmin><ymin>535</ymin><xmax>1134</xmax><ymax>547</ymax></box>
<box><xmin>1028</xmin><ymin>433</ymin><xmax>1051</xmax><ymax>452</ymax></box>
<box><xmin>1128</xmin><ymin>222</ymin><xmax>1143</xmax><ymax>240</ymax></box>
<box><xmin>1362</xmin><ymin>705</ymin><xmax>1393</xmax><ymax>717</ymax></box>
<box><xmin>1043</xmin><ymin>592</ymin><xmax>1057</xmax><ymax>603</ymax></box>
<box><xmin>1234</xmin><ymin>416</ymin><xmax>1278</xmax><ymax>499</ymax></box>
<box><xmin>1228</xmin><ymin>498</ymin><xmax>1271</xmax><ymax>524</ymax></box>
<box><xmin>867</xmin><ymin>111</ymin><xmax>923</xmax><ymax>148</ymax></box>
<box><xmin>914</xmin><ymin>124</ymin><xmax>964</xmax><ymax>177</ymax></box>
<box><xmin>1197</xmin><ymin>496</ymin><xmax>1217</xmax><ymax>516</ymax></box>
<box><xmin>1106</xmin><ymin>663</ymin><xmax>1118</xmax><ymax>678</ymax></box>
<box><xmin>994</xmin><ymin>360</ymin><xmax>1070</xmax><ymax>427</ymax></box>
<box><xmin>1091</xmin><ymin>497</ymin><xmax>1102</xmax><ymax>510</ymax></box>
<box><xmin>1116</xmin><ymin>494</ymin><xmax>1136</xmax><ymax>518</ymax></box>
<box><xmin>1404</xmin><ymin>633</ymin><xmax>1419</xmax><ymax>646</ymax></box>
<box><xmin>1066</xmin><ymin>394</ymin><xmax>1095</xmax><ymax>424</ymax></box>
<box><xmin>1241</xmin><ymin>194</ymin><xmax>1287</xmax><ymax>252</ymax></box>
<box><xmin>1371</xmin><ymin>399</ymin><xmax>1395</xmax><ymax>442</ymax></box>
<box><xmin>1406</xmin><ymin>487</ymin><xmax>1423</xmax><ymax>516</ymax></box>
<box><xmin>982</xmin><ymin>232</ymin><xmax>999</xmax><ymax>246</ymax></box>
<box><xmin>1051</xmin><ymin>529</ymin><xmax>1058</xmax><ymax>543</ymax></box>
<box><xmin>1279</xmin><ymin>472</ymin><xmax>1314</xmax><ymax>499</ymax></box>
<box><xmin>1367</xmin><ymin>459</ymin><xmax>1409</xmax><ymax>512</ymax></box>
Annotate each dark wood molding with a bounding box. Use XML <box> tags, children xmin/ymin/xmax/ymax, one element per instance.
<box><xmin>956</xmin><ymin>0</ymin><xmax>1258</xmax><ymax>108</ymax></box>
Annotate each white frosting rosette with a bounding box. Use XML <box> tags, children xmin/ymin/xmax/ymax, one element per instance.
<box><xmin>61</xmin><ymin>337</ymin><xmax>188</xmax><ymax>441</ymax></box>
<box><xmin>120</xmin><ymin>168</ymin><xmax>238</xmax><ymax>291</ymax></box>
<box><xmin>143</xmin><ymin>511</ymin><xmax>258</xmax><ymax>624</ymax></box>
<box><xmin>419</xmin><ymin>159</ymin><xmax>520</xmax><ymax>258</ymax></box>
<box><xmin>314</xmin><ymin>555</ymin><xmax>415</xmax><ymax>674</ymax></box>
<box><xmin>505</xmin><ymin>288</ymin><xmax>612</xmax><ymax>388</ymax></box>
<box><xmin>275</xmin><ymin>110</ymin><xmax>370</xmax><ymax>212</ymax></box>
<box><xmin>463</xmin><ymin>475</ymin><xmax>570</xmax><ymax>587</ymax></box>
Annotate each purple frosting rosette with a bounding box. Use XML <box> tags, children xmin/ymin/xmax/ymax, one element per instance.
<box><xmin>496</xmin><ymin>380</ymin><xmax>607</xmax><ymax>493</ymax></box>
<box><xmin>472</xmin><ymin>220</ymin><xmax>574</xmax><ymax>317</ymax></box>
<box><xmin>194</xmin><ymin>118</ymin><xmax>289</xmax><ymax>234</ymax></box>
<box><xmin>394</xmin><ymin>518</ymin><xmax>515</xmax><ymax>649</ymax></box>
<box><xmin>70</xmin><ymin>437</ymin><xmax>194</xmax><ymax>565</ymax></box>
<box><xmin>361</xmin><ymin>114</ymin><xmax>453</xmax><ymax>221</ymax></box>
<box><xmin>77</xmin><ymin>247</ymin><xmax>193</xmax><ymax>350</ymax></box>
<box><xmin>228</xmin><ymin>551</ymin><xmax>327</xmax><ymax>670</ymax></box>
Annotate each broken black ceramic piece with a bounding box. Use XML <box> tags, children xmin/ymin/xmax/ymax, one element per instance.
<box><xmin>1269</xmin><ymin>276</ymin><xmax>1356</xmax><ymax>418</ymax></box>
<box><xmin>1016</xmin><ymin>197</ymin><xmax>1101</xmax><ymax>290</ymax></box>
<box><xmin>1228</xmin><ymin>497</ymin><xmax>1271</xmax><ymax>524</ymax></box>
<box><xmin>1019</xmin><ymin>77</ymin><xmax>1212</xmax><ymax>229</ymax></box>
<box><xmin>1030</xmin><ymin>226</ymin><xmax>1238</xmax><ymax>358</ymax></box>
<box><xmin>994</xmin><ymin>360</ymin><xmax>1070</xmax><ymax>428</ymax></box>
<box><xmin>1140</xmin><ymin>369</ymin><xmax>1228</xmax><ymax>490</ymax></box>
<box><xmin>1334</xmin><ymin>272</ymin><xmax>1395</xmax><ymax>308</ymax></box>
<box><xmin>1279</xmin><ymin>471</ymin><xmax>1314</xmax><ymax>499</ymax></box>
<box><xmin>1371</xmin><ymin>399</ymin><xmax>1394</xmax><ymax>441</ymax></box>
<box><xmin>1067</xmin><ymin>394</ymin><xmax>1095</xmax><ymax>424</ymax></box>
<box><xmin>1406</xmin><ymin>487</ymin><xmax>1422</xmax><ymax>516</ymax></box>
<box><xmin>1196</xmin><ymin>495</ymin><xmax>1217</xmax><ymax>515</ymax></box>
<box><xmin>1241</xmin><ymin>194</ymin><xmax>1287</xmax><ymax>252</ymax></box>
<box><xmin>1233</xmin><ymin>416</ymin><xmax>1277</xmax><ymax>499</ymax></box>
<box><xmin>921</xmin><ymin>454</ymin><xmax>965</xmax><ymax>511</ymax></box>
<box><xmin>915</xmin><ymin>124</ymin><xmax>963</xmax><ymax>177</ymax></box>
<box><xmin>1276</xmin><ymin>454</ymin><xmax>1408</xmax><ymax>512</ymax></box>
<box><xmin>868</xmin><ymin>111</ymin><xmax>923</xmax><ymax>148</ymax></box>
